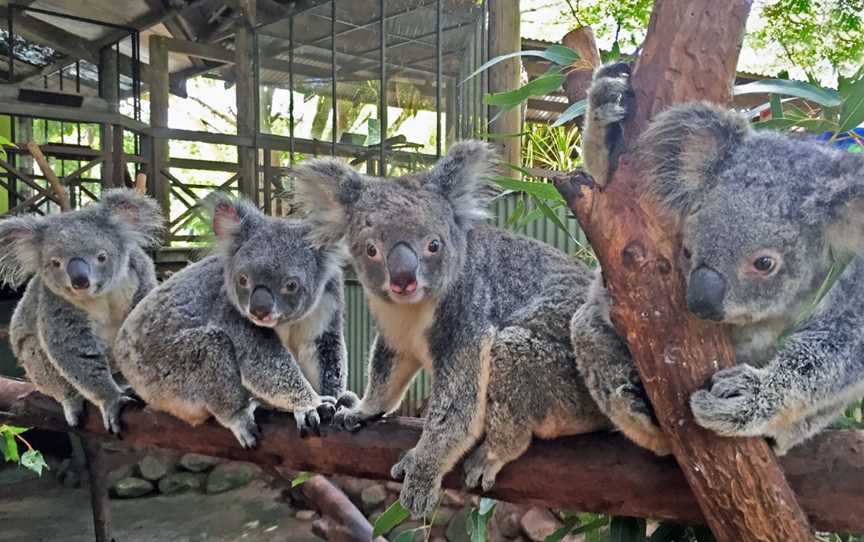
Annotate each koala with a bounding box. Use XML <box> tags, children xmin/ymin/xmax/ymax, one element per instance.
<box><xmin>114</xmin><ymin>196</ymin><xmax>348</xmax><ymax>448</ymax></box>
<box><xmin>293</xmin><ymin>142</ymin><xmax>608</xmax><ymax>517</ymax></box>
<box><xmin>0</xmin><ymin>190</ymin><xmax>163</xmax><ymax>434</ymax></box>
<box><xmin>573</xmin><ymin>61</ymin><xmax>864</xmax><ymax>455</ymax></box>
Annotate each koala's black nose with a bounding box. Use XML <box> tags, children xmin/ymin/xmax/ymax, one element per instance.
<box><xmin>387</xmin><ymin>242</ymin><xmax>418</xmax><ymax>294</ymax></box>
<box><xmin>66</xmin><ymin>258</ymin><xmax>91</xmax><ymax>290</ymax></box>
<box><xmin>249</xmin><ymin>286</ymin><xmax>275</xmax><ymax>320</ymax></box>
<box><xmin>687</xmin><ymin>265</ymin><xmax>726</xmax><ymax>321</ymax></box>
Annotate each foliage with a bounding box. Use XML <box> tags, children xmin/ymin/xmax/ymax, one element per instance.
<box><xmin>467</xmin><ymin>498</ymin><xmax>497</xmax><ymax>542</ymax></box>
<box><xmin>562</xmin><ymin>0</ymin><xmax>654</xmax><ymax>50</ymax></box>
<box><xmin>290</xmin><ymin>471</ymin><xmax>313</xmax><ymax>487</ymax></box>
<box><xmin>0</xmin><ymin>425</ymin><xmax>48</xmax><ymax>476</ymax></box>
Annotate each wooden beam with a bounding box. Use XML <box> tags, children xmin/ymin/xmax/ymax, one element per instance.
<box><xmin>234</xmin><ymin>0</ymin><xmax>257</xmax><ymax>199</ymax></box>
<box><xmin>149</xmin><ymin>35</ymin><xmax>171</xmax><ymax>221</ymax></box>
<box><xmin>487</xmin><ymin>0</ymin><xmax>521</xmax><ymax>168</ymax></box>
<box><xmin>0</xmin><ymin>8</ymin><xmax>98</xmax><ymax>64</ymax></box>
<box><xmin>0</xmin><ymin>377</ymin><xmax>863</xmax><ymax>533</ymax></box>
<box><xmin>556</xmin><ymin>2</ymin><xmax>812</xmax><ymax>541</ymax></box>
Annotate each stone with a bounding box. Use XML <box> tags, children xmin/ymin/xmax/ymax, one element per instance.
<box><xmin>493</xmin><ymin>502</ymin><xmax>525</xmax><ymax>539</ymax></box>
<box><xmin>112</xmin><ymin>477</ymin><xmax>154</xmax><ymax>498</ymax></box>
<box><xmin>137</xmin><ymin>456</ymin><xmax>168</xmax><ymax>481</ymax></box>
<box><xmin>445</xmin><ymin>507</ymin><xmax>470</xmax><ymax>542</ymax></box>
<box><xmin>431</xmin><ymin>506</ymin><xmax>457</xmax><ymax>527</ymax></box>
<box><xmin>385</xmin><ymin>481</ymin><xmax>403</xmax><ymax>493</ymax></box>
<box><xmin>335</xmin><ymin>476</ymin><xmax>373</xmax><ymax>505</ymax></box>
<box><xmin>520</xmin><ymin>507</ymin><xmax>561</xmax><ymax>542</ymax></box>
<box><xmin>179</xmin><ymin>453</ymin><xmax>221</xmax><ymax>473</ymax></box>
<box><xmin>360</xmin><ymin>484</ymin><xmax>388</xmax><ymax>514</ymax></box>
<box><xmin>205</xmin><ymin>462</ymin><xmax>259</xmax><ymax>494</ymax></box>
<box><xmin>107</xmin><ymin>464</ymin><xmax>135</xmax><ymax>486</ymax></box>
<box><xmin>158</xmin><ymin>472</ymin><xmax>206</xmax><ymax>495</ymax></box>
<box><xmin>295</xmin><ymin>510</ymin><xmax>318</xmax><ymax>521</ymax></box>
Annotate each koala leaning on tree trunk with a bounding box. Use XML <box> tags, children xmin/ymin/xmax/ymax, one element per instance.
<box><xmin>573</xmin><ymin>61</ymin><xmax>864</xmax><ymax>455</ymax></box>
<box><xmin>293</xmin><ymin>142</ymin><xmax>609</xmax><ymax>518</ymax></box>
<box><xmin>114</xmin><ymin>196</ymin><xmax>349</xmax><ymax>448</ymax></box>
<box><xmin>0</xmin><ymin>189</ymin><xmax>163</xmax><ymax>434</ymax></box>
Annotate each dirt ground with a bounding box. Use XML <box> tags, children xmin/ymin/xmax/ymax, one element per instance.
<box><xmin>0</xmin><ymin>464</ymin><xmax>320</xmax><ymax>542</ymax></box>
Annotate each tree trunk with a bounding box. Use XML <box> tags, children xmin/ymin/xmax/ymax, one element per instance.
<box><xmin>556</xmin><ymin>1</ymin><xmax>813</xmax><ymax>540</ymax></box>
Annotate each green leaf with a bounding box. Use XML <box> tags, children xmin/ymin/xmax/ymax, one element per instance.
<box><xmin>838</xmin><ymin>73</ymin><xmax>864</xmax><ymax>132</ymax></box>
<box><xmin>485</xmin><ymin>70</ymin><xmax>566</xmax><ymax>119</ymax></box>
<box><xmin>0</xmin><ymin>425</ymin><xmax>29</xmax><ymax>436</ymax></box>
<box><xmin>551</xmin><ymin>98</ymin><xmax>588</xmax><ymax>127</ymax></box>
<box><xmin>733</xmin><ymin>80</ymin><xmax>842</xmax><ymax>108</ymax></box>
<box><xmin>373</xmin><ymin>500</ymin><xmax>411</xmax><ymax>537</ymax></box>
<box><xmin>506</xmin><ymin>198</ymin><xmax>526</xmax><ymax>227</ymax></box>
<box><xmin>545</xmin><ymin>515</ymin><xmax>580</xmax><ymax>542</ymax></box>
<box><xmin>534</xmin><ymin>198</ymin><xmax>580</xmax><ymax>244</ymax></box>
<box><xmin>467</xmin><ymin>499</ymin><xmax>497</xmax><ymax>542</ymax></box>
<box><xmin>461</xmin><ymin>46</ymin><xmax>579</xmax><ymax>84</ymax></box>
<box><xmin>609</xmin><ymin>517</ymin><xmax>646</xmax><ymax>542</ymax></box>
<box><xmin>477</xmin><ymin>497</ymin><xmax>496</xmax><ymax>515</ymax></box>
<box><xmin>291</xmin><ymin>471</ymin><xmax>313</xmax><ymax>487</ymax></box>
<box><xmin>769</xmin><ymin>94</ymin><xmax>784</xmax><ymax>119</ymax></box>
<box><xmin>392</xmin><ymin>527</ymin><xmax>426</xmax><ymax>542</ymax></box>
<box><xmin>489</xmin><ymin>177</ymin><xmax>563</xmax><ymax>201</ymax></box>
<box><xmin>20</xmin><ymin>450</ymin><xmax>48</xmax><ymax>476</ymax></box>
<box><xmin>2</xmin><ymin>431</ymin><xmax>19</xmax><ymax>462</ymax></box>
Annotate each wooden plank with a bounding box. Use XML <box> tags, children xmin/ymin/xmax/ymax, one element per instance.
<box><xmin>487</xmin><ymin>0</ymin><xmax>521</xmax><ymax>167</ymax></box>
<box><xmin>0</xmin><ymin>102</ymin><xmax>149</xmax><ymax>132</ymax></box>
<box><xmin>234</xmin><ymin>0</ymin><xmax>257</xmax><ymax>200</ymax></box>
<box><xmin>150</xmin><ymin>127</ymin><xmax>253</xmax><ymax>147</ymax></box>
<box><xmin>1</xmin><ymin>376</ymin><xmax>863</xmax><ymax>533</ymax></box>
<box><xmin>149</xmin><ymin>35</ymin><xmax>171</xmax><ymax>221</ymax></box>
<box><xmin>168</xmin><ymin>157</ymin><xmax>240</xmax><ymax>172</ymax></box>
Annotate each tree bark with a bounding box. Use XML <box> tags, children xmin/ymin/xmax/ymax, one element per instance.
<box><xmin>557</xmin><ymin>1</ymin><xmax>813</xmax><ymax>541</ymax></box>
<box><xmin>1</xmin><ymin>377</ymin><xmax>863</xmax><ymax>533</ymax></box>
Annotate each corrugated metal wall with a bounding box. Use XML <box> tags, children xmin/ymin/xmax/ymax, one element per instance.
<box><xmin>343</xmin><ymin>191</ymin><xmax>586</xmax><ymax>416</ymax></box>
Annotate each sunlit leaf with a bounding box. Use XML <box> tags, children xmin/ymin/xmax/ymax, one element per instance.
<box><xmin>552</xmin><ymin>99</ymin><xmax>588</xmax><ymax>127</ymax></box>
<box><xmin>489</xmin><ymin>177</ymin><xmax>563</xmax><ymax>201</ymax></box>
<box><xmin>838</xmin><ymin>73</ymin><xmax>864</xmax><ymax>132</ymax></box>
<box><xmin>20</xmin><ymin>450</ymin><xmax>48</xmax><ymax>476</ymax></box>
<box><xmin>461</xmin><ymin>46</ymin><xmax>579</xmax><ymax>84</ymax></box>
<box><xmin>485</xmin><ymin>70</ymin><xmax>566</xmax><ymax>120</ymax></box>
<box><xmin>372</xmin><ymin>500</ymin><xmax>411</xmax><ymax>537</ymax></box>
<box><xmin>733</xmin><ymin>80</ymin><xmax>842</xmax><ymax>107</ymax></box>
<box><xmin>291</xmin><ymin>471</ymin><xmax>313</xmax><ymax>487</ymax></box>
<box><xmin>2</xmin><ymin>431</ymin><xmax>19</xmax><ymax>462</ymax></box>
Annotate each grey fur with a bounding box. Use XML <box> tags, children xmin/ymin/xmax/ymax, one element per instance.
<box><xmin>577</xmin><ymin>62</ymin><xmax>864</xmax><ymax>455</ymax></box>
<box><xmin>294</xmin><ymin>141</ymin><xmax>607</xmax><ymax>517</ymax></box>
<box><xmin>2</xmin><ymin>190</ymin><xmax>163</xmax><ymax>433</ymax></box>
<box><xmin>114</xmin><ymin>196</ymin><xmax>348</xmax><ymax>448</ymax></box>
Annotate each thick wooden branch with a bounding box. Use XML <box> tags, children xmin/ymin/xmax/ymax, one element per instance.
<box><xmin>2</xmin><ymin>376</ymin><xmax>864</xmax><ymax>533</ymax></box>
<box><xmin>558</xmin><ymin>2</ymin><xmax>814</xmax><ymax>540</ymax></box>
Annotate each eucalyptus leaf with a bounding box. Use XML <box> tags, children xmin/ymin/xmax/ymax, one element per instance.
<box><xmin>489</xmin><ymin>177</ymin><xmax>563</xmax><ymax>201</ymax></box>
<box><xmin>733</xmin><ymin>79</ymin><xmax>842</xmax><ymax>108</ymax></box>
<box><xmin>838</xmin><ymin>74</ymin><xmax>864</xmax><ymax>133</ymax></box>
<box><xmin>372</xmin><ymin>500</ymin><xmax>411</xmax><ymax>537</ymax></box>
<box><xmin>461</xmin><ymin>46</ymin><xmax>579</xmax><ymax>84</ymax></box>
<box><xmin>552</xmin><ymin>99</ymin><xmax>588</xmax><ymax>127</ymax></box>
<box><xmin>20</xmin><ymin>450</ymin><xmax>48</xmax><ymax>476</ymax></box>
<box><xmin>291</xmin><ymin>471</ymin><xmax>313</xmax><ymax>488</ymax></box>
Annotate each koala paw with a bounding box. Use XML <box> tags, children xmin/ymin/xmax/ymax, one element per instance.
<box><xmin>391</xmin><ymin>449</ymin><xmax>441</xmax><ymax>518</ymax></box>
<box><xmin>226</xmin><ymin>400</ymin><xmax>261</xmax><ymax>449</ymax></box>
<box><xmin>331</xmin><ymin>403</ymin><xmax>383</xmax><ymax>433</ymax></box>
<box><xmin>609</xmin><ymin>384</ymin><xmax>671</xmax><ymax>456</ymax></box>
<box><xmin>691</xmin><ymin>364</ymin><xmax>771</xmax><ymax>437</ymax></box>
<box><xmin>99</xmin><ymin>392</ymin><xmax>138</xmax><ymax>435</ymax></box>
<box><xmin>463</xmin><ymin>445</ymin><xmax>502</xmax><ymax>492</ymax></box>
<box><xmin>336</xmin><ymin>391</ymin><xmax>360</xmax><ymax>410</ymax></box>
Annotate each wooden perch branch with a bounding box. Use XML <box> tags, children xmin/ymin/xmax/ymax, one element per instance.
<box><xmin>25</xmin><ymin>141</ymin><xmax>70</xmax><ymax>212</ymax></box>
<box><xmin>557</xmin><ymin>1</ymin><xmax>814</xmax><ymax>540</ymax></box>
<box><xmin>2</xmin><ymin>376</ymin><xmax>864</xmax><ymax>533</ymax></box>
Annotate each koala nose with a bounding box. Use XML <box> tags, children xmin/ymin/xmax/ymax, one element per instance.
<box><xmin>249</xmin><ymin>286</ymin><xmax>275</xmax><ymax>320</ymax></box>
<box><xmin>66</xmin><ymin>258</ymin><xmax>91</xmax><ymax>290</ymax></box>
<box><xmin>687</xmin><ymin>265</ymin><xmax>726</xmax><ymax>321</ymax></box>
<box><xmin>387</xmin><ymin>242</ymin><xmax>418</xmax><ymax>294</ymax></box>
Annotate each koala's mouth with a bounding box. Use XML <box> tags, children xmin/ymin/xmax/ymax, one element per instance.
<box><xmin>247</xmin><ymin>312</ymin><xmax>281</xmax><ymax>328</ymax></box>
<box><xmin>386</xmin><ymin>286</ymin><xmax>426</xmax><ymax>304</ymax></box>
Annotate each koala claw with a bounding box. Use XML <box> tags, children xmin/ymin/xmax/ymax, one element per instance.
<box><xmin>231</xmin><ymin>422</ymin><xmax>260</xmax><ymax>450</ymax></box>
<box><xmin>335</xmin><ymin>391</ymin><xmax>360</xmax><ymax>410</ymax></box>
<box><xmin>691</xmin><ymin>364</ymin><xmax>770</xmax><ymax>437</ymax></box>
<box><xmin>462</xmin><ymin>451</ymin><xmax>499</xmax><ymax>492</ymax></box>
<box><xmin>332</xmin><ymin>405</ymin><xmax>382</xmax><ymax>433</ymax></box>
<box><xmin>392</xmin><ymin>450</ymin><xmax>441</xmax><ymax>518</ymax></box>
<box><xmin>316</xmin><ymin>398</ymin><xmax>337</xmax><ymax>426</ymax></box>
<box><xmin>100</xmin><ymin>394</ymin><xmax>136</xmax><ymax>435</ymax></box>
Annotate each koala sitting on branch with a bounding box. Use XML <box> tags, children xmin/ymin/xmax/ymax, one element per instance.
<box><xmin>294</xmin><ymin>142</ymin><xmax>608</xmax><ymax>517</ymax></box>
<box><xmin>115</xmin><ymin>196</ymin><xmax>348</xmax><ymax>448</ymax></box>
<box><xmin>0</xmin><ymin>190</ymin><xmax>163</xmax><ymax>433</ymax></box>
<box><xmin>574</xmin><ymin>62</ymin><xmax>864</xmax><ymax>455</ymax></box>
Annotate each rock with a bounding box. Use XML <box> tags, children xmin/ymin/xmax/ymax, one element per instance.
<box><xmin>493</xmin><ymin>502</ymin><xmax>525</xmax><ymax>539</ymax></box>
<box><xmin>520</xmin><ymin>507</ymin><xmax>561</xmax><ymax>542</ymax></box>
<box><xmin>445</xmin><ymin>507</ymin><xmax>470</xmax><ymax>542</ymax></box>
<box><xmin>179</xmin><ymin>453</ymin><xmax>221</xmax><ymax>473</ymax></box>
<box><xmin>107</xmin><ymin>464</ymin><xmax>135</xmax><ymax>486</ymax></box>
<box><xmin>295</xmin><ymin>510</ymin><xmax>318</xmax><ymax>521</ymax></box>
<box><xmin>360</xmin><ymin>484</ymin><xmax>388</xmax><ymax>514</ymax></box>
<box><xmin>158</xmin><ymin>472</ymin><xmax>206</xmax><ymax>495</ymax></box>
<box><xmin>385</xmin><ymin>481</ymin><xmax>403</xmax><ymax>493</ymax></box>
<box><xmin>112</xmin><ymin>477</ymin><xmax>154</xmax><ymax>498</ymax></box>
<box><xmin>137</xmin><ymin>456</ymin><xmax>168</xmax><ymax>481</ymax></box>
<box><xmin>432</xmin><ymin>506</ymin><xmax>457</xmax><ymax>527</ymax></box>
<box><xmin>335</xmin><ymin>476</ymin><xmax>373</xmax><ymax>504</ymax></box>
<box><xmin>205</xmin><ymin>462</ymin><xmax>259</xmax><ymax>494</ymax></box>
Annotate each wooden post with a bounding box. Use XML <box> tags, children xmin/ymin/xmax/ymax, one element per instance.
<box><xmin>111</xmin><ymin>124</ymin><xmax>125</xmax><ymax>188</ymax></box>
<box><xmin>487</xmin><ymin>0</ymin><xmax>521</xmax><ymax>168</ymax></box>
<box><xmin>234</xmin><ymin>0</ymin><xmax>258</xmax><ymax>200</ymax></box>
<box><xmin>99</xmin><ymin>47</ymin><xmax>119</xmax><ymax>189</ymax></box>
<box><xmin>148</xmin><ymin>35</ymin><xmax>171</xmax><ymax>221</ymax></box>
<box><xmin>82</xmin><ymin>439</ymin><xmax>113</xmax><ymax>542</ymax></box>
<box><xmin>26</xmin><ymin>142</ymin><xmax>70</xmax><ymax>212</ymax></box>
<box><xmin>555</xmin><ymin>2</ymin><xmax>813</xmax><ymax>540</ymax></box>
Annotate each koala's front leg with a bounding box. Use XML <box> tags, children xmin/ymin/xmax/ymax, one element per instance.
<box><xmin>392</xmin><ymin>333</ymin><xmax>492</xmax><ymax>518</ymax></box>
<box><xmin>582</xmin><ymin>62</ymin><xmax>634</xmax><ymax>186</ymax></box>
<box><xmin>239</xmin><ymin>333</ymin><xmax>331</xmax><ymax>437</ymax></box>
<box><xmin>314</xmin><ymin>299</ymin><xmax>349</xmax><ymax>399</ymax></box>
<box><xmin>332</xmin><ymin>336</ymin><xmax>422</xmax><ymax>432</ymax></box>
<box><xmin>37</xmin><ymin>292</ymin><xmax>130</xmax><ymax>434</ymax></box>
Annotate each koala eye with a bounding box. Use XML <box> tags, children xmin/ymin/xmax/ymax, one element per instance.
<box><xmin>97</xmin><ymin>252</ymin><xmax>108</xmax><ymax>263</ymax></box>
<box><xmin>237</xmin><ymin>274</ymin><xmax>250</xmax><ymax>288</ymax></box>
<box><xmin>284</xmin><ymin>280</ymin><xmax>299</xmax><ymax>293</ymax></box>
<box><xmin>427</xmin><ymin>238</ymin><xmax>442</xmax><ymax>254</ymax></box>
<box><xmin>753</xmin><ymin>256</ymin><xmax>776</xmax><ymax>273</ymax></box>
<box><xmin>50</xmin><ymin>258</ymin><xmax>62</xmax><ymax>269</ymax></box>
<box><xmin>366</xmin><ymin>242</ymin><xmax>380</xmax><ymax>260</ymax></box>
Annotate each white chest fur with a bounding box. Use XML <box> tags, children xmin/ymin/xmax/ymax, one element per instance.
<box><xmin>275</xmin><ymin>291</ymin><xmax>338</xmax><ymax>393</ymax></box>
<box><xmin>367</xmin><ymin>296</ymin><xmax>437</xmax><ymax>370</ymax></box>
<box><xmin>72</xmin><ymin>273</ymin><xmax>139</xmax><ymax>345</ymax></box>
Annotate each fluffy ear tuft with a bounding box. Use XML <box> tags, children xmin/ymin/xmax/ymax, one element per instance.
<box><xmin>809</xmin><ymin>151</ymin><xmax>864</xmax><ymax>254</ymax></box>
<box><xmin>639</xmin><ymin>102</ymin><xmax>750</xmax><ymax>210</ymax></box>
<box><xmin>425</xmin><ymin>140</ymin><xmax>499</xmax><ymax>225</ymax></box>
<box><xmin>99</xmin><ymin>189</ymin><xmax>164</xmax><ymax>247</ymax></box>
<box><xmin>292</xmin><ymin>159</ymin><xmax>365</xmax><ymax>246</ymax></box>
<box><xmin>0</xmin><ymin>215</ymin><xmax>44</xmax><ymax>287</ymax></box>
<box><xmin>208</xmin><ymin>193</ymin><xmax>262</xmax><ymax>243</ymax></box>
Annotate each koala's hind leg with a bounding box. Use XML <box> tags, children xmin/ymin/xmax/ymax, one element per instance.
<box><xmin>571</xmin><ymin>284</ymin><xmax>671</xmax><ymax>456</ymax></box>
<box><xmin>14</xmin><ymin>333</ymin><xmax>85</xmax><ymax>427</ymax></box>
<box><xmin>463</xmin><ymin>403</ymin><xmax>532</xmax><ymax>492</ymax></box>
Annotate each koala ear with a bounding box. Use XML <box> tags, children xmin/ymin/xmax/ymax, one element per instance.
<box><xmin>639</xmin><ymin>103</ymin><xmax>751</xmax><ymax>210</ymax></box>
<box><xmin>99</xmin><ymin>189</ymin><xmax>164</xmax><ymax>248</ymax></box>
<box><xmin>209</xmin><ymin>194</ymin><xmax>262</xmax><ymax>243</ymax></box>
<box><xmin>808</xmin><ymin>151</ymin><xmax>864</xmax><ymax>254</ymax></box>
<box><xmin>292</xmin><ymin>159</ymin><xmax>365</xmax><ymax>246</ymax></box>
<box><xmin>424</xmin><ymin>140</ymin><xmax>499</xmax><ymax>225</ymax></box>
<box><xmin>0</xmin><ymin>215</ymin><xmax>44</xmax><ymax>287</ymax></box>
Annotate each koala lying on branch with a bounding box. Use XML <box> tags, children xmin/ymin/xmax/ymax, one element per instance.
<box><xmin>575</xmin><ymin>62</ymin><xmax>864</xmax><ymax>455</ymax></box>
<box><xmin>0</xmin><ymin>190</ymin><xmax>163</xmax><ymax>433</ymax></box>
<box><xmin>115</xmin><ymin>196</ymin><xmax>349</xmax><ymax>448</ymax></box>
<box><xmin>294</xmin><ymin>142</ymin><xmax>608</xmax><ymax>517</ymax></box>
